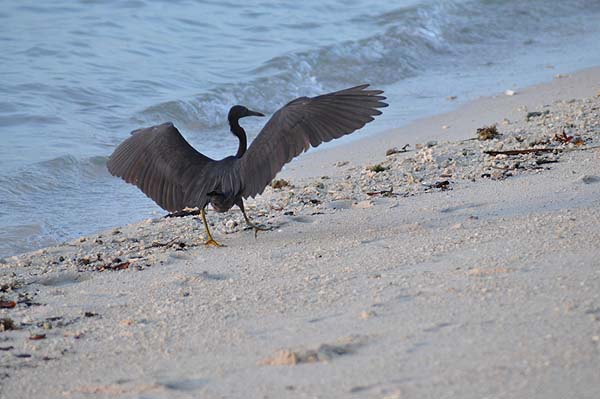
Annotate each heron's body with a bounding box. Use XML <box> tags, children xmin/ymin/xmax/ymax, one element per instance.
<box><xmin>108</xmin><ymin>85</ymin><xmax>387</xmax><ymax>245</ymax></box>
<box><xmin>206</xmin><ymin>158</ymin><xmax>245</xmax><ymax>213</ymax></box>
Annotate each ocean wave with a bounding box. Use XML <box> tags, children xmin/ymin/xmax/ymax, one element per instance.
<box><xmin>0</xmin><ymin>155</ymin><xmax>110</xmax><ymax>197</ymax></box>
<box><xmin>136</xmin><ymin>19</ymin><xmax>436</xmax><ymax>129</ymax></box>
<box><xmin>136</xmin><ymin>0</ymin><xmax>598</xmax><ymax>131</ymax></box>
<box><xmin>139</xmin><ymin>0</ymin><xmax>600</xmax><ymax>132</ymax></box>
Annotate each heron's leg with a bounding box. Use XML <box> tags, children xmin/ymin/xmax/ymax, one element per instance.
<box><xmin>237</xmin><ymin>200</ymin><xmax>271</xmax><ymax>238</ymax></box>
<box><xmin>201</xmin><ymin>207</ymin><xmax>223</xmax><ymax>247</ymax></box>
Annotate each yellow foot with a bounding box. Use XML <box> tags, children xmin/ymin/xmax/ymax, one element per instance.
<box><xmin>204</xmin><ymin>239</ymin><xmax>225</xmax><ymax>247</ymax></box>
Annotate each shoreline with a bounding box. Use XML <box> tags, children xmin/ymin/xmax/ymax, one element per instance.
<box><xmin>281</xmin><ymin>66</ymin><xmax>600</xmax><ymax>179</ymax></box>
<box><xmin>1</xmin><ymin>66</ymin><xmax>599</xmax><ymax>260</ymax></box>
<box><xmin>1</xmin><ymin>67</ymin><xmax>599</xmax><ymax>398</ymax></box>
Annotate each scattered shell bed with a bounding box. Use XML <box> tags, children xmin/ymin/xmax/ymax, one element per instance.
<box><xmin>1</xmin><ymin>95</ymin><xmax>599</xmax><ymax>285</ymax></box>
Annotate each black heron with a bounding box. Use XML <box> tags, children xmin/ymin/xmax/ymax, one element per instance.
<box><xmin>107</xmin><ymin>84</ymin><xmax>387</xmax><ymax>246</ymax></box>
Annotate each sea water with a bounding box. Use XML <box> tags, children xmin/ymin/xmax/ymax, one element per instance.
<box><xmin>1</xmin><ymin>0</ymin><xmax>600</xmax><ymax>257</ymax></box>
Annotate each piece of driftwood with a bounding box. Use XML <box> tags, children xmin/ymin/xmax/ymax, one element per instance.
<box><xmin>366</xmin><ymin>187</ymin><xmax>395</xmax><ymax>196</ymax></box>
<box><xmin>165</xmin><ymin>208</ymin><xmax>200</xmax><ymax>218</ymax></box>
<box><xmin>484</xmin><ymin>148</ymin><xmax>558</xmax><ymax>156</ymax></box>
<box><xmin>144</xmin><ymin>238</ymin><xmax>184</xmax><ymax>250</ymax></box>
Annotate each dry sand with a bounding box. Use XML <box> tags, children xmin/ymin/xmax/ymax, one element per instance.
<box><xmin>1</xmin><ymin>68</ymin><xmax>600</xmax><ymax>399</ymax></box>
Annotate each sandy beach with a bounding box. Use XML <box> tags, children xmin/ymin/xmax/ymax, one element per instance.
<box><xmin>1</xmin><ymin>68</ymin><xmax>600</xmax><ymax>398</ymax></box>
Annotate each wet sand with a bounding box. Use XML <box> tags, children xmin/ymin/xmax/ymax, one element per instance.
<box><xmin>1</xmin><ymin>68</ymin><xmax>599</xmax><ymax>399</ymax></box>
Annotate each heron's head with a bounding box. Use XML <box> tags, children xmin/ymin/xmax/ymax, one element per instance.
<box><xmin>228</xmin><ymin>105</ymin><xmax>264</xmax><ymax>123</ymax></box>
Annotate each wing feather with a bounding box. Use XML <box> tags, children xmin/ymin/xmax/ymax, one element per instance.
<box><xmin>239</xmin><ymin>85</ymin><xmax>387</xmax><ymax>198</ymax></box>
<box><xmin>107</xmin><ymin>122</ymin><xmax>216</xmax><ymax>212</ymax></box>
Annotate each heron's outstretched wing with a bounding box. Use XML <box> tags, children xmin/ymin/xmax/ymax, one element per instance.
<box><xmin>107</xmin><ymin>122</ymin><xmax>216</xmax><ymax>212</ymax></box>
<box><xmin>239</xmin><ymin>84</ymin><xmax>387</xmax><ymax>198</ymax></box>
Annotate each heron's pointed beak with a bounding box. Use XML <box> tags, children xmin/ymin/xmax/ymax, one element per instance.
<box><xmin>247</xmin><ymin>110</ymin><xmax>265</xmax><ymax>117</ymax></box>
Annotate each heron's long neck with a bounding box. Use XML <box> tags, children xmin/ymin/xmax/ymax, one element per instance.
<box><xmin>230</xmin><ymin>119</ymin><xmax>247</xmax><ymax>158</ymax></box>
